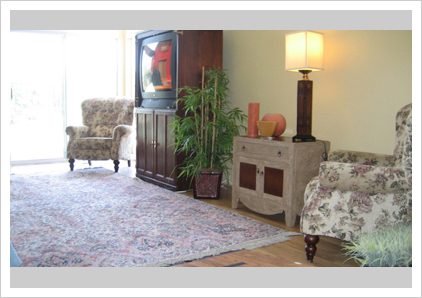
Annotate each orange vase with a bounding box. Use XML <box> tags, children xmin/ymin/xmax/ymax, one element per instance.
<box><xmin>247</xmin><ymin>102</ymin><xmax>260</xmax><ymax>138</ymax></box>
<box><xmin>261</xmin><ymin>113</ymin><xmax>286</xmax><ymax>137</ymax></box>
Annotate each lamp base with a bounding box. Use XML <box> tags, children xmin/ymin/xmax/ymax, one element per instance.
<box><xmin>293</xmin><ymin>134</ymin><xmax>316</xmax><ymax>142</ymax></box>
<box><xmin>295</xmin><ymin>78</ymin><xmax>315</xmax><ymax>143</ymax></box>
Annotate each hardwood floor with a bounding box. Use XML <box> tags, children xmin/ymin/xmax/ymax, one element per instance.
<box><xmin>176</xmin><ymin>185</ymin><xmax>358</xmax><ymax>267</ymax></box>
<box><xmin>11</xmin><ymin>160</ymin><xmax>358</xmax><ymax>267</ymax></box>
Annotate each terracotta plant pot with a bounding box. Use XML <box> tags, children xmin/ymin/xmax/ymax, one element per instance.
<box><xmin>193</xmin><ymin>169</ymin><xmax>223</xmax><ymax>199</ymax></box>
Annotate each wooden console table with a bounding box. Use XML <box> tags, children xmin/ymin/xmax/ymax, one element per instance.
<box><xmin>232</xmin><ymin>136</ymin><xmax>329</xmax><ymax>227</ymax></box>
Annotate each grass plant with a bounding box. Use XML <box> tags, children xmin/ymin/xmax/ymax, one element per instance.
<box><xmin>342</xmin><ymin>223</ymin><xmax>412</xmax><ymax>267</ymax></box>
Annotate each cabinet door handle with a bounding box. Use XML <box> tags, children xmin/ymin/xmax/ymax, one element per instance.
<box><xmin>277</xmin><ymin>151</ymin><xmax>282</xmax><ymax>157</ymax></box>
<box><xmin>256</xmin><ymin>168</ymin><xmax>260</xmax><ymax>174</ymax></box>
<box><xmin>260</xmin><ymin>171</ymin><xmax>264</xmax><ymax>176</ymax></box>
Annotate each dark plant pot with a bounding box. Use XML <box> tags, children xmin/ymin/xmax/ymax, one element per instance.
<box><xmin>193</xmin><ymin>169</ymin><xmax>223</xmax><ymax>199</ymax></box>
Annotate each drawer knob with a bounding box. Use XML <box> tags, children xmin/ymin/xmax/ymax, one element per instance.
<box><xmin>241</xmin><ymin>145</ymin><xmax>246</xmax><ymax>150</ymax></box>
<box><xmin>277</xmin><ymin>151</ymin><xmax>282</xmax><ymax>157</ymax></box>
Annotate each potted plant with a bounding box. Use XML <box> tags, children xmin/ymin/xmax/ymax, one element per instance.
<box><xmin>342</xmin><ymin>223</ymin><xmax>412</xmax><ymax>267</ymax></box>
<box><xmin>172</xmin><ymin>67</ymin><xmax>246</xmax><ymax>199</ymax></box>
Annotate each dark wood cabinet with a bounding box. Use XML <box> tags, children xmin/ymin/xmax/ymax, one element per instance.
<box><xmin>136</xmin><ymin>30</ymin><xmax>223</xmax><ymax>190</ymax></box>
<box><xmin>136</xmin><ymin>109</ymin><xmax>181</xmax><ymax>189</ymax></box>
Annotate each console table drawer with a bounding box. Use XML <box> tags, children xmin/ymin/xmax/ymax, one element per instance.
<box><xmin>236</xmin><ymin>140</ymin><xmax>290</xmax><ymax>161</ymax></box>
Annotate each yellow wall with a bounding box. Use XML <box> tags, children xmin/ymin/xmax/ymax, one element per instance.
<box><xmin>223</xmin><ymin>30</ymin><xmax>411</xmax><ymax>154</ymax></box>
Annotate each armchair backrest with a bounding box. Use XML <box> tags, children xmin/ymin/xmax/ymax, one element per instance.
<box><xmin>81</xmin><ymin>98</ymin><xmax>134</xmax><ymax>137</ymax></box>
<box><xmin>393</xmin><ymin>103</ymin><xmax>412</xmax><ymax>177</ymax></box>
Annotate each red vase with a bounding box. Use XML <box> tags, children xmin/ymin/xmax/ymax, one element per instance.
<box><xmin>247</xmin><ymin>102</ymin><xmax>260</xmax><ymax>138</ymax></box>
<box><xmin>262</xmin><ymin>113</ymin><xmax>286</xmax><ymax>137</ymax></box>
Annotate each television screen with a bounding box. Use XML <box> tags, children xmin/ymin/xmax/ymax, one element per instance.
<box><xmin>141</xmin><ymin>38</ymin><xmax>173</xmax><ymax>92</ymax></box>
<box><xmin>136</xmin><ymin>31</ymin><xmax>178</xmax><ymax>109</ymax></box>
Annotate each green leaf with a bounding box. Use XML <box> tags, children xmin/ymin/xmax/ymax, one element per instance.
<box><xmin>171</xmin><ymin>68</ymin><xmax>246</xmax><ymax>180</ymax></box>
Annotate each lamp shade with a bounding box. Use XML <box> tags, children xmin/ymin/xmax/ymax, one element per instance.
<box><xmin>285</xmin><ymin>31</ymin><xmax>324</xmax><ymax>72</ymax></box>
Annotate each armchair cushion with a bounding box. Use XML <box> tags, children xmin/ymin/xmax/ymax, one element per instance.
<box><xmin>88</xmin><ymin>125</ymin><xmax>114</xmax><ymax>138</ymax></box>
<box><xmin>319</xmin><ymin>161</ymin><xmax>410</xmax><ymax>194</ymax></box>
<box><xmin>68</xmin><ymin>137</ymin><xmax>112</xmax><ymax>160</ymax></box>
<box><xmin>82</xmin><ymin>98</ymin><xmax>134</xmax><ymax>137</ymax></box>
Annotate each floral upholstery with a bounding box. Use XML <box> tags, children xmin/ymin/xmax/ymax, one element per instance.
<box><xmin>66</xmin><ymin>98</ymin><xmax>134</xmax><ymax>164</ymax></box>
<box><xmin>300</xmin><ymin>104</ymin><xmax>412</xmax><ymax>242</ymax></box>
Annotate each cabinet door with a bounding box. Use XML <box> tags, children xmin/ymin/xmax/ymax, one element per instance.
<box><xmin>154</xmin><ymin>110</ymin><xmax>176</xmax><ymax>184</ymax></box>
<box><xmin>238</xmin><ymin>161</ymin><xmax>258</xmax><ymax>192</ymax></box>
<box><xmin>136</xmin><ymin>110</ymin><xmax>154</xmax><ymax>176</ymax></box>
<box><xmin>263</xmin><ymin>164</ymin><xmax>284</xmax><ymax>198</ymax></box>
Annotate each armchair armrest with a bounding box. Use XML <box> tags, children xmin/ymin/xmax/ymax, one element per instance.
<box><xmin>112</xmin><ymin>125</ymin><xmax>133</xmax><ymax>143</ymax></box>
<box><xmin>65</xmin><ymin>125</ymin><xmax>89</xmax><ymax>139</ymax></box>
<box><xmin>328</xmin><ymin>150</ymin><xmax>395</xmax><ymax>167</ymax></box>
<box><xmin>319</xmin><ymin>161</ymin><xmax>410</xmax><ymax>194</ymax></box>
<box><xmin>111</xmin><ymin>125</ymin><xmax>133</xmax><ymax>160</ymax></box>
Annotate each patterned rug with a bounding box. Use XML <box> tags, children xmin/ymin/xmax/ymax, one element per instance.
<box><xmin>10</xmin><ymin>168</ymin><xmax>296</xmax><ymax>267</ymax></box>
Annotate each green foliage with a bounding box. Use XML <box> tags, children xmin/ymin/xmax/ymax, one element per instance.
<box><xmin>342</xmin><ymin>223</ymin><xmax>412</xmax><ymax>267</ymax></box>
<box><xmin>172</xmin><ymin>68</ymin><xmax>246</xmax><ymax>183</ymax></box>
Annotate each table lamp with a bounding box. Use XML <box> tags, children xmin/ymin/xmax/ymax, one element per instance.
<box><xmin>285</xmin><ymin>31</ymin><xmax>324</xmax><ymax>142</ymax></box>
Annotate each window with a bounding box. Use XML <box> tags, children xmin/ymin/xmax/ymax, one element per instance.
<box><xmin>65</xmin><ymin>31</ymin><xmax>119</xmax><ymax>125</ymax></box>
<box><xmin>10</xmin><ymin>30</ymin><xmax>121</xmax><ymax>162</ymax></box>
<box><xmin>10</xmin><ymin>31</ymin><xmax>66</xmax><ymax>161</ymax></box>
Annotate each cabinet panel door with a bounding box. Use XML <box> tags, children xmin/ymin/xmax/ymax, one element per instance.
<box><xmin>136</xmin><ymin>110</ymin><xmax>154</xmax><ymax>175</ymax></box>
<box><xmin>165</xmin><ymin>113</ymin><xmax>176</xmax><ymax>182</ymax></box>
<box><xmin>263</xmin><ymin>167</ymin><xmax>284</xmax><ymax>197</ymax></box>
<box><xmin>262</xmin><ymin>158</ymin><xmax>290</xmax><ymax>200</ymax></box>
<box><xmin>154</xmin><ymin>110</ymin><xmax>176</xmax><ymax>184</ymax></box>
<box><xmin>239</xmin><ymin>162</ymin><xmax>257</xmax><ymax>191</ymax></box>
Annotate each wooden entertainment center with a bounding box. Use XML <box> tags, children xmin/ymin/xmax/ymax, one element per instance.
<box><xmin>135</xmin><ymin>30</ymin><xmax>223</xmax><ymax>191</ymax></box>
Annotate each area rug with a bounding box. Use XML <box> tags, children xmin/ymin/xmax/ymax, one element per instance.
<box><xmin>10</xmin><ymin>168</ymin><xmax>297</xmax><ymax>267</ymax></box>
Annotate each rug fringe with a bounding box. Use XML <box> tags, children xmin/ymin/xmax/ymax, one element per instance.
<box><xmin>143</xmin><ymin>232</ymin><xmax>300</xmax><ymax>267</ymax></box>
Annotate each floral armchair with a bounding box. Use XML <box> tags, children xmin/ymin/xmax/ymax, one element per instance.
<box><xmin>66</xmin><ymin>98</ymin><xmax>135</xmax><ymax>173</ymax></box>
<box><xmin>300</xmin><ymin>104</ymin><xmax>412</xmax><ymax>262</ymax></box>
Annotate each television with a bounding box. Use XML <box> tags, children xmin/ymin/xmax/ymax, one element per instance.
<box><xmin>135</xmin><ymin>31</ymin><xmax>178</xmax><ymax>109</ymax></box>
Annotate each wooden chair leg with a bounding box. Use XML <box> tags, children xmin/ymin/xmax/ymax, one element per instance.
<box><xmin>69</xmin><ymin>159</ymin><xmax>75</xmax><ymax>171</ymax></box>
<box><xmin>128</xmin><ymin>160</ymin><xmax>131</xmax><ymax>167</ymax></box>
<box><xmin>304</xmin><ymin>234</ymin><xmax>320</xmax><ymax>263</ymax></box>
<box><xmin>113</xmin><ymin>160</ymin><xmax>120</xmax><ymax>173</ymax></box>
<box><xmin>88</xmin><ymin>160</ymin><xmax>92</xmax><ymax>166</ymax></box>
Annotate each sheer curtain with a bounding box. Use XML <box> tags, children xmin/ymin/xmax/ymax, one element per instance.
<box><xmin>65</xmin><ymin>31</ymin><xmax>119</xmax><ymax>126</ymax></box>
<box><xmin>10</xmin><ymin>31</ymin><xmax>66</xmax><ymax>161</ymax></box>
<box><xmin>10</xmin><ymin>30</ymin><xmax>121</xmax><ymax>162</ymax></box>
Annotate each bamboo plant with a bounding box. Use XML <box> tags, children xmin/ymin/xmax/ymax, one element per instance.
<box><xmin>172</xmin><ymin>67</ymin><xmax>246</xmax><ymax>184</ymax></box>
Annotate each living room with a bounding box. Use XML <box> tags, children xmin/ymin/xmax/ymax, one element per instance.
<box><xmin>2</xmin><ymin>4</ymin><xmax>419</xmax><ymax>296</ymax></box>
